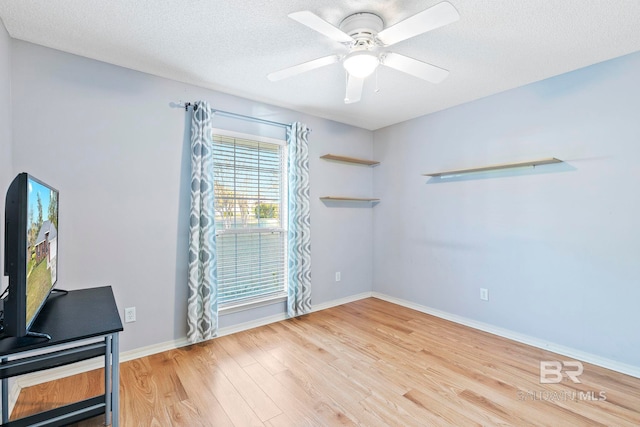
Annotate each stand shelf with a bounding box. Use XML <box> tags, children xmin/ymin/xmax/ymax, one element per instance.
<box><xmin>320</xmin><ymin>154</ymin><xmax>379</xmax><ymax>167</ymax></box>
<box><xmin>423</xmin><ymin>157</ymin><xmax>562</xmax><ymax>177</ymax></box>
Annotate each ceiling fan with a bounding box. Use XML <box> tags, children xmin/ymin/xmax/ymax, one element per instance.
<box><xmin>267</xmin><ymin>1</ymin><xmax>460</xmax><ymax>104</ymax></box>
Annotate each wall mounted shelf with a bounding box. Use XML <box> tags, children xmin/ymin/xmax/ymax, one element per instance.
<box><xmin>423</xmin><ymin>157</ymin><xmax>562</xmax><ymax>177</ymax></box>
<box><xmin>320</xmin><ymin>153</ymin><xmax>380</xmax><ymax>206</ymax></box>
<box><xmin>320</xmin><ymin>154</ymin><xmax>379</xmax><ymax>167</ymax></box>
<box><xmin>320</xmin><ymin>197</ymin><xmax>380</xmax><ymax>202</ymax></box>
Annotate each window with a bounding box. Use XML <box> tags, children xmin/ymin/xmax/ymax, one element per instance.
<box><xmin>212</xmin><ymin>130</ymin><xmax>287</xmax><ymax>307</ymax></box>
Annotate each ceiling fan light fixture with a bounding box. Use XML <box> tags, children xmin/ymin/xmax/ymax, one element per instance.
<box><xmin>343</xmin><ymin>51</ymin><xmax>379</xmax><ymax>78</ymax></box>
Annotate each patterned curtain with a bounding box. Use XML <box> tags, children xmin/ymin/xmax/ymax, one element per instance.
<box><xmin>187</xmin><ymin>100</ymin><xmax>218</xmax><ymax>342</ymax></box>
<box><xmin>287</xmin><ymin>122</ymin><xmax>312</xmax><ymax>317</ymax></box>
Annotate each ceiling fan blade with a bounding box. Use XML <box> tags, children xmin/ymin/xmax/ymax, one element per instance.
<box><xmin>344</xmin><ymin>74</ymin><xmax>364</xmax><ymax>104</ymax></box>
<box><xmin>377</xmin><ymin>1</ymin><xmax>460</xmax><ymax>46</ymax></box>
<box><xmin>382</xmin><ymin>52</ymin><xmax>449</xmax><ymax>83</ymax></box>
<box><xmin>268</xmin><ymin>55</ymin><xmax>340</xmax><ymax>81</ymax></box>
<box><xmin>289</xmin><ymin>11</ymin><xmax>354</xmax><ymax>43</ymax></box>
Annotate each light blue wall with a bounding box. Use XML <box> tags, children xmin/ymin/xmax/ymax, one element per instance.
<box><xmin>373</xmin><ymin>51</ymin><xmax>640</xmax><ymax>367</ymax></box>
<box><xmin>0</xmin><ymin>20</ymin><xmax>11</xmax><ymax>290</ymax></box>
<box><xmin>9</xmin><ymin>40</ymin><xmax>374</xmax><ymax>352</ymax></box>
<box><xmin>5</xmin><ymin>28</ymin><xmax>640</xmax><ymax>370</ymax></box>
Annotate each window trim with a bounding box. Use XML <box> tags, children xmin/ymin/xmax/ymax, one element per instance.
<box><xmin>212</xmin><ymin>128</ymin><xmax>288</xmax><ymax>310</ymax></box>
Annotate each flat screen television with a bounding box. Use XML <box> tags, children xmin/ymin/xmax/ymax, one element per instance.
<box><xmin>3</xmin><ymin>173</ymin><xmax>59</xmax><ymax>338</ymax></box>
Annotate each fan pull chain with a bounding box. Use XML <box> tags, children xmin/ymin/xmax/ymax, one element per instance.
<box><xmin>374</xmin><ymin>68</ymin><xmax>380</xmax><ymax>93</ymax></box>
<box><xmin>344</xmin><ymin>71</ymin><xmax>349</xmax><ymax>103</ymax></box>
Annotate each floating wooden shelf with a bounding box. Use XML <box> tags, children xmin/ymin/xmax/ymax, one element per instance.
<box><xmin>320</xmin><ymin>154</ymin><xmax>379</xmax><ymax>166</ymax></box>
<box><xmin>423</xmin><ymin>157</ymin><xmax>563</xmax><ymax>177</ymax></box>
<box><xmin>320</xmin><ymin>197</ymin><xmax>380</xmax><ymax>202</ymax></box>
<box><xmin>320</xmin><ymin>154</ymin><xmax>379</xmax><ymax>206</ymax></box>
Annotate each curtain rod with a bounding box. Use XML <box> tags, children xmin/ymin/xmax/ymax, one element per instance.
<box><xmin>183</xmin><ymin>102</ymin><xmax>290</xmax><ymax>129</ymax></box>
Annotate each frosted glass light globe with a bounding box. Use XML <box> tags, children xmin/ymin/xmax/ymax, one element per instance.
<box><xmin>343</xmin><ymin>51</ymin><xmax>379</xmax><ymax>78</ymax></box>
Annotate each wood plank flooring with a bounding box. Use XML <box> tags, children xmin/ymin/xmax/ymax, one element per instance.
<box><xmin>12</xmin><ymin>298</ymin><xmax>640</xmax><ymax>426</ymax></box>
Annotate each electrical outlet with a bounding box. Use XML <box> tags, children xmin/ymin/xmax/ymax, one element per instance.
<box><xmin>124</xmin><ymin>307</ymin><xmax>136</xmax><ymax>323</ymax></box>
<box><xmin>335</xmin><ymin>272</ymin><xmax>341</xmax><ymax>282</ymax></box>
<box><xmin>480</xmin><ymin>288</ymin><xmax>489</xmax><ymax>301</ymax></box>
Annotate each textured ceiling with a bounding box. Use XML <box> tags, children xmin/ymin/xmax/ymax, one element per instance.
<box><xmin>1</xmin><ymin>1</ymin><xmax>639</xmax><ymax>130</ymax></box>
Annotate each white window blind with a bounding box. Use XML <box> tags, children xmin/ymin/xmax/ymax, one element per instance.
<box><xmin>212</xmin><ymin>131</ymin><xmax>287</xmax><ymax>306</ymax></box>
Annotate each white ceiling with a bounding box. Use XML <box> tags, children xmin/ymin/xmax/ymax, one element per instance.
<box><xmin>1</xmin><ymin>1</ymin><xmax>639</xmax><ymax>130</ymax></box>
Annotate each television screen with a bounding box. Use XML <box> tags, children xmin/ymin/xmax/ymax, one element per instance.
<box><xmin>25</xmin><ymin>176</ymin><xmax>59</xmax><ymax>329</ymax></box>
<box><xmin>3</xmin><ymin>173</ymin><xmax>59</xmax><ymax>338</ymax></box>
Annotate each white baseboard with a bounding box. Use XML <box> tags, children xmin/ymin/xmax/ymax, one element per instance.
<box><xmin>371</xmin><ymin>292</ymin><xmax>640</xmax><ymax>379</ymax></box>
<box><xmin>311</xmin><ymin>292</ymin><xmax>373</xmax><ymax>313</ymax></box>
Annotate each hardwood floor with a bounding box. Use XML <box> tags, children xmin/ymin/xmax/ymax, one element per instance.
<box><xmin>12</xmin><ymin>298</ymin><xmax>640</xmax><ymax>426</ymax></box>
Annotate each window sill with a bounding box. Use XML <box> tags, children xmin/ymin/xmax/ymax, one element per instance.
<box><xmin>219</xmin><ymin>293</ymin><xmax>287</xmax><ymax>315</ymax></box>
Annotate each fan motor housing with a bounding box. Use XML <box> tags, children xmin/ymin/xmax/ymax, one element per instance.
<box><xmin>340</xmin><ymin>12</ymin><xmax>384</xmax><ymax>44</ymax></box>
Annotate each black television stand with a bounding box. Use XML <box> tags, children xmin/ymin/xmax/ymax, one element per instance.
<box><xmin>0</xmin><ymin>286</ymin><xmax>123</xmax><ymax>426</ymax></box>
